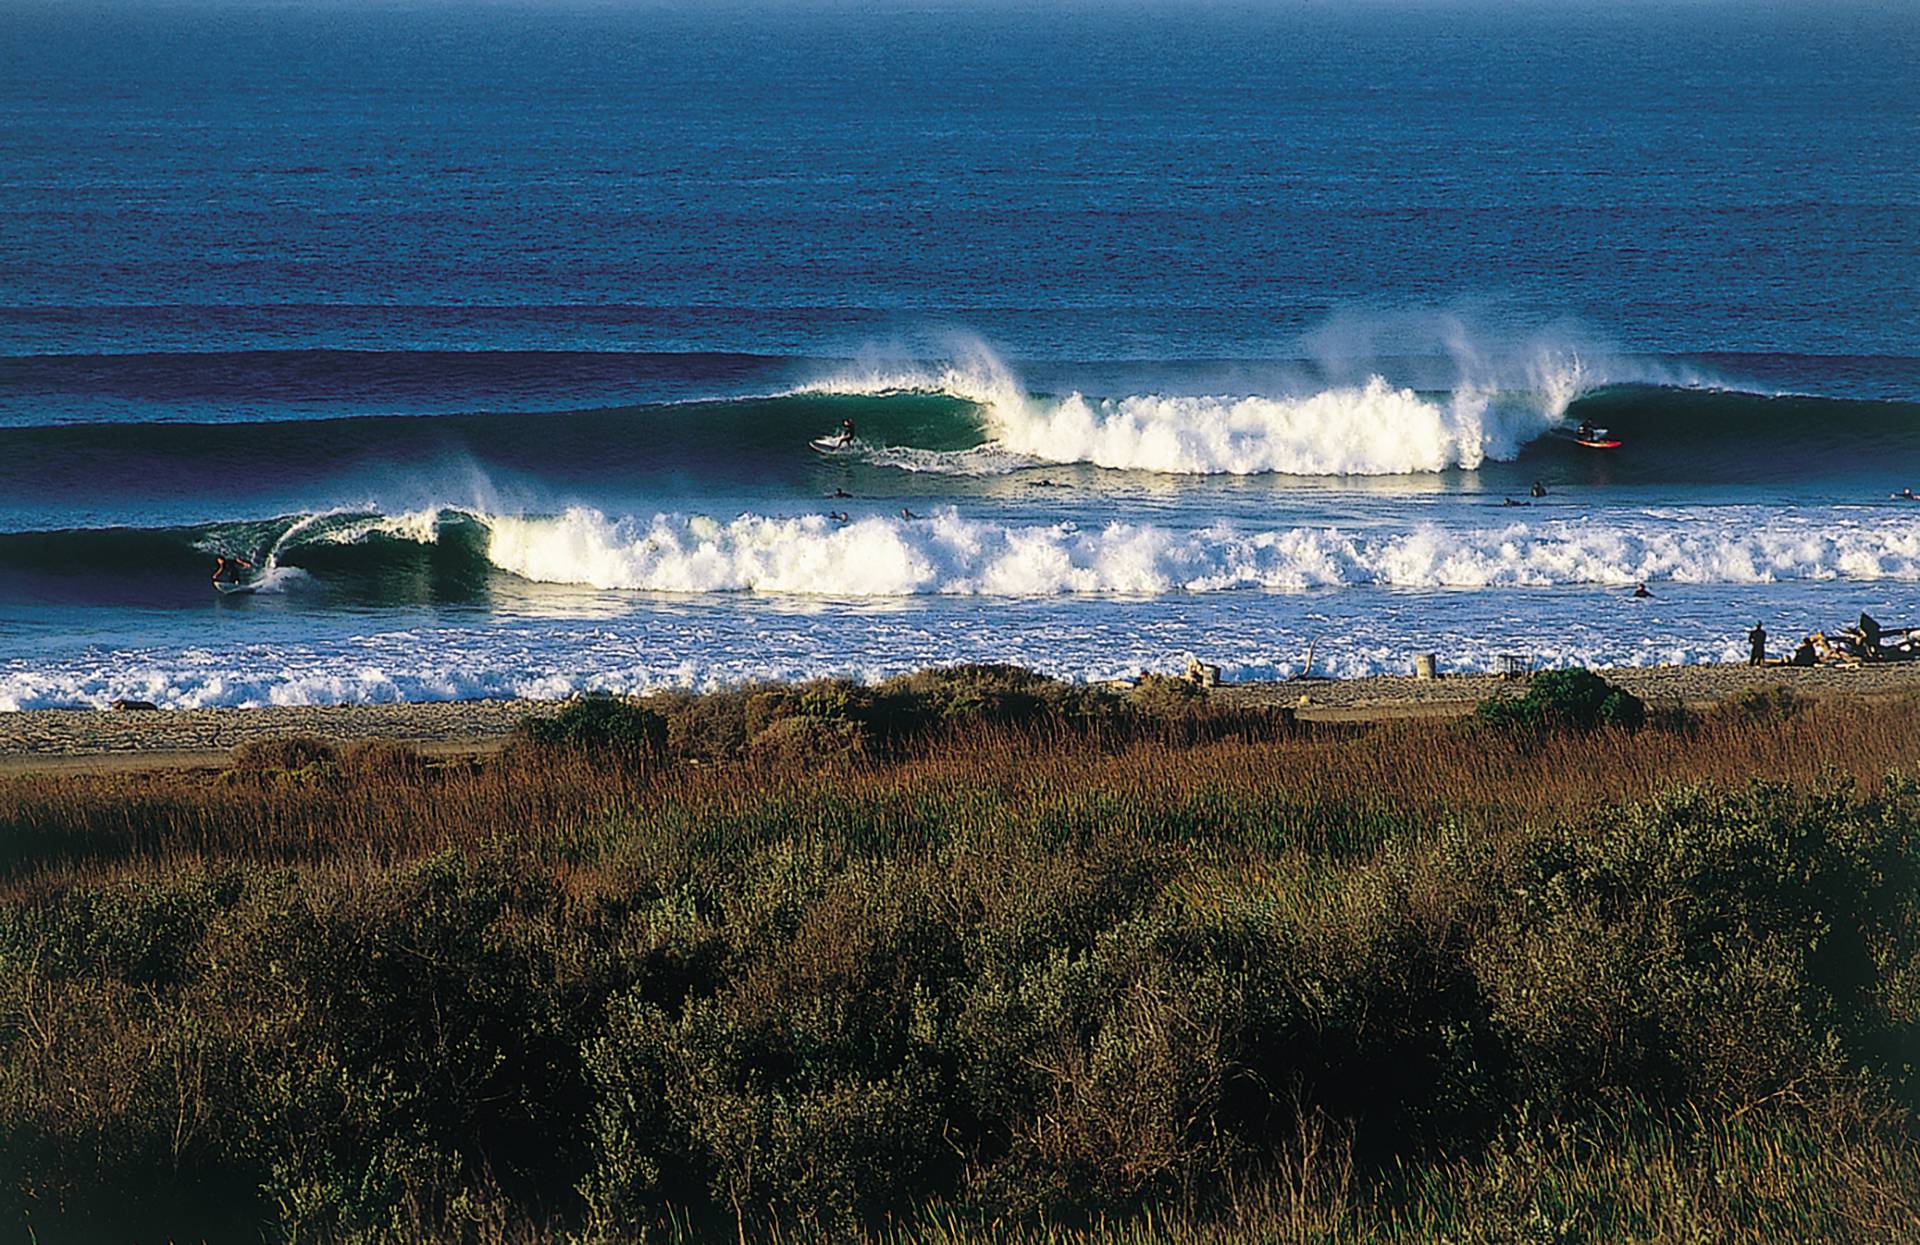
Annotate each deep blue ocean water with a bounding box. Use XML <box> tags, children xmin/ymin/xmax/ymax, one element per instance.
<box><xmin>2</xmin><ymin>1</ymin><xmax>1917</xmax><ymax>708</ymax></box>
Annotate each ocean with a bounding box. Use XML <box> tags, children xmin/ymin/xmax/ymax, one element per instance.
<box><xmin>2</xmin><ymin>1</ymin><xmax>1917</xmax><ymax>710</ymax></box>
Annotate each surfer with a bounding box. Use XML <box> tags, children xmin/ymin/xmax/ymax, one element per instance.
<box><xmin>1501</xmin><ymin>498</ymin><xmax>1529</xmax><ymax>508</ymax></box>
<box><xmin>1530</xmin><ymin>480</ymin><xmax>1547</xmax><ymax>498</ymax></box>
<box><xmin>211</xmin><ymin>555</ymin><xmax>254</xmax><ymax>586</ymax></box>
<box><xmin>1748</xmin><ymin>622</ymin><xmax>1768</xmax><ymax>666</ymax></box>
<box><xmin>1632</xmin><ymin>582</ymin><xmax>1652</xmax><ymax>598</ymax></box>
<box><xmin>900</xmin><ymin>507</ymin><xmax>919</xmax><ymax>520</ymax></box>
<box><xmin>830</xmin><ymin>487</ymin><xmax>853</xmax><ymax>499</ymax></box>
<box><xmin>1894</xmin><ymin>487</ymin><xmax>1916</xmax><ymax>501</ymax></box>
<box><xmin>837</xmin><ymin>418</ymin><xmax>855</xmax><ymax>446</ymax></box>
<box><xmin>1577</xmin><ymin>420</ymin><xmax>1596</xmax><ymax>441</ymax></box>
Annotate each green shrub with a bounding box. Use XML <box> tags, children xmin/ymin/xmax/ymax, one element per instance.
<box><xmin>231</xmin><ymin>734</ymin><xmax>338</xmax><ymax>771</ymax></box>
<box><xmin>1475</xmin><ymin>668</ymin><xmax>1645</xmax><ymax>733</ymax></box>
<box><xmin>516</xmin><ymin>696</ymin><xmax>666</xmax><ymax>757</ymax></box>
<box><xmin>1711</xmin><ymin>683</ymin><xmax>1807</xmax><ymax>725</ymax></box>
<box><xmin>1473</xmin><ymin>780</ymin><xmax>1917</xmax><ymax>1114</ymax></box>
<box><xmin>641</xmin><ymin>687</ymin><xmax>753</xmax><ymax>760</ymax></box>
<box><xmin>1126</xmin><ymin>674</ymin><xmax>1204</xmax><ymax>718</ymax></box>
<box><xmin>749</xmin><ymin>715</ymin><xmax>864</xmax><ymax>766</ymax></box>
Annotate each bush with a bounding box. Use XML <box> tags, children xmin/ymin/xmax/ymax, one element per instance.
<box><xmin>11</xmin><ymin>680</ymin><xmax>1920</xmax><ymax>1242</ymax></box>
<box><xmin>1475</xmin><ymin>668</ymin><xmax>1645</xmax><ymax>733</ymax></box>
<box><xmin>516</xmin><ymin>696</ymin><xmax>666</xmax><ymax>757</ymax></box>
<box><xmin>339</xmin><ymin>739</ymin><xmax>424</xmax><ymax>782</ymax></box>
<box><xmin>1126</xmin><ymin>673</ymin><xmax>1204</xmax><ymax>718</ymax></box>
<box><xmin>230</xmin><ymin>735</ymin><xmax>338</xmax><ymax>771</ymax></box>
<box><xmin>1710</xmin><ymin>683</ymin><xmax>1807</xmax><ymax>725</ymax></box>
<box><xmin>642</xmin><ymin>688</ymin><xmax>753</xmax><ymax>761</ymax></box>
<box><xmin>748</xmin><ymin>715</ymin><xmax>863</xmax><ymax>767</ymax></box>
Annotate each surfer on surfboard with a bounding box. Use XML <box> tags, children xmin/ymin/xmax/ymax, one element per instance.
<box><xmin>1575</xmin><ymin>420</ymin><xmax>1622</xmax><ymax>449</ymax></box>
<box><xmin>810</xmin><ymin>418</ymin><xmax>857</xmax><ymax>454</ymax></box>
<box><xmin>211</xmin><ymin>555</ymin><xmax>254</xmax><ymax>587</ymax></box>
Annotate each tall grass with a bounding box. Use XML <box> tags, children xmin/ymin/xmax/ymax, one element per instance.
<box><xmin>0</xmin><ymin>682</ymin><xmax>1916</xmax><ymax>1242</ymax></box>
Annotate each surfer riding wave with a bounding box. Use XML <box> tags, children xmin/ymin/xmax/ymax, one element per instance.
<box><xmin>212</xmin><ymin>555</ymin><xmax>254</xmax><ymax>586</ymax></box>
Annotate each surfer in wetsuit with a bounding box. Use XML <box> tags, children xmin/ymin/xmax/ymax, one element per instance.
<box><xmin>838</xmin><ymin>418</ymin><xmax>856</xmax><ymax>446</ymax></box>
<box><xmin>211</xmin><ymin>555</ymin><xmax>254</xmax><ymax>586</ymax></box>
<box><xmin>1577</xmin><ymin>420</ymin><xmax>1596</xmax><ymax>441</ymax></box>
<box><xmin>1748</xmin><ymin>622</ymin><xmax>1768</xmax><ymax>666</ymax></box>
<box><xmin>1530</xmin><ymin>480</ymin><xmax>1547</xmax><ymax>498</ymax></box>
<box><xmin>1632</xmin><ymin>582</ymin><xmax>1652</xmax><ymax>598</ymax></box>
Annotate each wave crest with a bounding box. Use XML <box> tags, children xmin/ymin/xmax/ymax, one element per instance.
<box><xmin>799</xmin><ymin>346</ymin><xmax>1593</xmax><ymax>476</ymax></box>
<box><xmin>483</xmin><ymin>506</ymin><xmax>1920</xmax><ymax>596</ymax></box>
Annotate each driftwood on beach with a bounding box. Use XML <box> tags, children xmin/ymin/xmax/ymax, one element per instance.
<box><xmin>1792</xmin><ymin>613</ymin><xmax>1920</xmax><ymax>668</ymax></box>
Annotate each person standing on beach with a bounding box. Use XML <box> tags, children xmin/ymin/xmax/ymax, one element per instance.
<box><xmin>1748</xmin><ymin>622</ymin><xmax>1767</xmax><ymax>666</ymax></box>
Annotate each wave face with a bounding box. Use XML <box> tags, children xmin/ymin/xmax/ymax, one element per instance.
<box><xmin>7</xmin><ymin>351</ymin><xmax>1915</xmax><ymax>541</ymax></box>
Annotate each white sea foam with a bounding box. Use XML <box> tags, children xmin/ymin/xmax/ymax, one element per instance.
<box><xmin>482</xmin><ymin>507</ymin><xmax>1920</xmax><ymax>597</ymax></box>
<box><xmin>796</xmin><ymin>343</ymin><xmax>1595</xmax><ymax>476</ymax></box>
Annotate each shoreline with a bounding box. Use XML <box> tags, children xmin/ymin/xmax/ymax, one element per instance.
<box><xmin>3</xmin><ymin>661</ymin><xmax>1917</xmax><ymax>775</ymax></box>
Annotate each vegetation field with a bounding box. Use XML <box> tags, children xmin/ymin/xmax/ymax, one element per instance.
<box><xmin>1</xmin><ymin>669</ymin><xmax>1916</xmax><ymax>1243</ymax></box>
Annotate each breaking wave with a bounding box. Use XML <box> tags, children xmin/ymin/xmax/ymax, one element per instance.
<box><xmin>10</xmin><ymin>502</ymin><xmax>1920</xmax><ymax>604</ymax></box>
<box><xmin>9</xmin><ymin>504</ymin><xmax>1920</xmax><ymax>604</ymax></box>
<box><xmin>796</xmin><ymin>345</ymin><xmax>1597</xmax><ymax>476</ymax></box>
<box><xmin>483</xmin><ymin>506</ymin><xmax>1920</xmax><ymax>595</ymax></box>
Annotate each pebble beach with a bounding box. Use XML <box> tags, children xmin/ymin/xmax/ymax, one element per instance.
<box><xmin>3</xmin><ymin>661</ymin><xmax>1917</xmax><ymax>775</ymax></box>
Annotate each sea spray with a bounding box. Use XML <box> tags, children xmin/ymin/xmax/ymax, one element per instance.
<box><xmin>796</xmin><ymin>340</ymin><xmax>1596</xmax><ymax>476</ymax></box>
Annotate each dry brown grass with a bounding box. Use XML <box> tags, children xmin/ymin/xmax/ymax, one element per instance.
<box><xmin>1</xmin><ymin>695</ymin><xmax>1916</xmax><ymax>1242</ymax></box>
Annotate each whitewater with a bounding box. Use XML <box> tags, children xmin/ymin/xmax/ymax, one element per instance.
<box><xmin>5</xmin><ymin>342</ymin><xmax>1918</xmax><ymax>711</ymax></box>
<box><xmin>482</xmin><ymin>507</ymin><xmax>1920</xmax><ymax>596</ymax></box>
<box><xmin>791</xmin><ymin>344</ymin><xmax>1603</xmax><ymax>477</ymax></box>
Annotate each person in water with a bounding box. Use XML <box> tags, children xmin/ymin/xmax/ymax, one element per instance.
<box><xmin>900</xmin><ymin>507</ymin><xmax>919</xmax><ymax>520</ymax></box>
<box><xmin>829</xmin><ymin>487</ymin><xmax>852</xmax><ymax>499</ymax></box>
<box><xmin>1894</xmin><ymin>487</ymin><xmax>1916</xmax><ymax>500</ymax></box>
<box><xmin>1632</xmin><ymin>582</ymin><xmax>1652</xmax><ymax>598</ymax></box>
<box><xmin>1748</xmin><ymin>622</ymin><xmax>1768</xmax><ymax>666</ymax></box>
<box><xmin>1530</xmin><ymin>480</ymin><xmax>1547</xmax><ymax>498</ymax></box>
<box><xmin>211</xmin><ymin>555</ymin><xmax>254</xmax><ymax>585</ymax></box>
